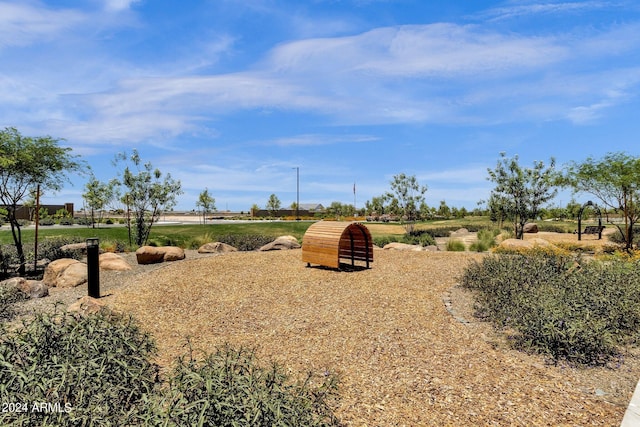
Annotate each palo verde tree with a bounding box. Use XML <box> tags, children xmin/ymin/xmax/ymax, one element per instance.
<box><xmin>385</xmin><ymin>173</ymin><xmax>428</xmax><ymax>223</ymax></box>
<box><xmin>114</xmin><ymin>150</ymin><xmax>182</xmax><ymax>246</ymax></box>
<box><xmin>563</xmin><ymin>152</ymin><xmax>640</xmax><ymax>250</ymax></box>
<box><xmin>487</xmin><ymin>152</ymin><xmax>558</xmax><ymax>239</ymax></box>
<box><xmin>0</xmin><ymin>127</ymin><xmax>82</xmax><ymax>275</ymax></box>
<box><xmin>196</xmin><ymin>188</ymin><xmax>216</xmax><ymax>224</ymax></box>
<box><xmin>82</xmin><ymin>174</ymin><xmax>120</xmax><ymax>228</ymax></box>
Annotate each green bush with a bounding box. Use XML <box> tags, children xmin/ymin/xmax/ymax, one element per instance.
<box><xmin>446</xmin><ymin>239</ymin><xmax>466</xmax><ymax>251</ymax></box>
<box><xmin>404</xmin><ymin>230</ymin><xmax>436</xmax><ymax>247</ymax></box>
<box><xmin>150</xmin><ymin>344</ymin><xmax>340</xmax><ymax>427</ymax></box>
<box><xmin>536</xmin><ymin>222</ymin><xmax>573</xmax><ymax>233</ymax></box>
<box><xmin>469</xmin><ymin>229</ymin><xmax>499</xmax><ymax>252</ymax></box>
<box><xmin>373</xmin><ymin>235</ymin><xmax>400</xmax><ymax>247</ymax></box>
<box><xmin>461</xmin><ymin>252</ymin><xmax>640</xmax><ymax>365</ymax></box>
<box><xmin>215</xmin><ymin>234</ymin><xmax>276</xmax><ymax>251</ymax></box>
<box><xmin>0</xmin><ymin>310</ymin><xmax>160</xmax><ymax>426</ymax></box>
<box><xmin>374</xmin><ymin>232</ymin><xmax>436</xmax><ymax>248</ymax></box>
<box><xmin>0</xmin><ymin>311</ymin><xmax>340</xmax><ymax>426</ymax></box>
<box><xmin>608</xmin><ymin>225</ymin><xmax>640</xmax><ymax>246</ymax></box>
<box><xmin>0</xmin><ymin>281</ymin><xmax>28</xmax><ymax>322</ymax></box>
<box><xmin>38</xmin><ymin>237</ymin><xmax>86</xmax><ymax>261</ymax></box>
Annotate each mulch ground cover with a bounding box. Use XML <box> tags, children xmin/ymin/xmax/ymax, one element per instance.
<box><xmin>105</xmin><ymin>249</ymin><xmax>630</xmax><ymax>426</ymax></box>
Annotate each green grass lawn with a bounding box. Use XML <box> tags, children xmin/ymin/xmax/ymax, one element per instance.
<box><xmin>0</xmin><ymin>221</ymin><xmax>315</xmax><ymax>247</ymax></box>
<box><xmin>0</xmin><ymin>216</ymin><xmax>578</xmax><ymax>249</ymax></box>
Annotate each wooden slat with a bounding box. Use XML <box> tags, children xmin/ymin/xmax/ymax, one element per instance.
<box><xmin>302</xmin><ymin>220</ymin><xmax>373</xmax><ymax>269</ymax></box>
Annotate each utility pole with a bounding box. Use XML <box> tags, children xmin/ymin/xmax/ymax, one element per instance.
<box><xmin>293</xmin><ymin>167</ymin><xmax>300</xmax><ymax>220</ymax></box>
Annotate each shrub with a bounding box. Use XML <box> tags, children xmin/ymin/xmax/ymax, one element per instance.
<box><xmin>0</xmin><ymin>311</ymin><xmax>341</xmax><ymax>426</ymax></box>
<box><xmin>100</xmin><ymin>239</ymin><xmax>129</xmax><ymax>253</ymax></box>
<box><xmin>75</xmin><ymin>217</ymin><xmax>93</xmax><ymax>226</ymax></box>
<box><xmin>150</xmin><ymin>344</ymin><xmax>341</xmax><ymax>426</ymax></box>
<box><xmin>58</xmin><ymin>217</ymin><xmax>75</xmax><ymax>226</ymax></box>
<box><xmin>0</xmin><ymin>281</ymin><xmax>28</xmax><ymax>322</ymax></box>
<box><xmin>608</xmin><ymin>225</ymin><xmax>640</xmax><ymax>247</ymax></box>
<box><xmin>38</xmin><ymin>218</ymin><xmax>56</xmax><ymax>226</ymax></box>
<box><xmin>404</xmin><ymin>230</ymin><xmax>436</xmax><ymax>247</ymax></box>
<box><xmin>373</xmin><ymin>235</ymin><xmax>400</xmax><ymax>247</ymax></box>
<box><xmin>38</xmin><ymin>237</ymin><xmax>86</xmax><ymax>262</ymax></box>
<box><xmin>461</xmin><ymin>252</ymin><xmax>640</xmax><ymax>365</ymax></box>
<box><xmin>0</xmin><ymin>310</ymin><xmax>160</xmax><ymax>426</ymax></box>
<box><xmin>536</xmin><ymin>222</ymin><xmax>573</xmax><ymax>233</ymax></box>
<box><xmin>185</xmin><ymin>232</ymin><xmax>216</xmax><ymax>249</ymax></box>
<box><xmin>470</xmin><ymin>229</ymin><xmax>499</xmax><ymax>252</ymax></box>
<box><xmin>446</xmin><ymin>239</ymin><xmax>466</xmax><ymax>251</ymax></box>
<box><xmin>216</xmin><ymin>234</ymin><xmax>275</xmax><ymax>251</ymax></box>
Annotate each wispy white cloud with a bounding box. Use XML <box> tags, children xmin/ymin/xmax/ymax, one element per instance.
<box><xmin>0</xmin><ymin>1</ymin><xmax>85</xmax><ymax>48</ymax></box>
<box><xmin>270</xmin><ymin>133</ymin><xmax>379</xmax><ymax>146</ymax></box>
<box><xmin>476</xmin><ymin>1</ymin><xmax>612</xmax><ymax>22</ymax></box>
<box><xmin>102</xmin><ymin>0</ymin><xmax>141</xmax><ymax>12</ymax></box>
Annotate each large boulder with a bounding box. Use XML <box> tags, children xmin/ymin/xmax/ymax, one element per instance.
<box><xmin>450</xmin><ymin>228</ymin><xmax>469</xmax><ymax>236</ymax></box>
<box><xmin>162</xmin><ymin>246</ymin><xmax>186</xmax><ymax>261</ymax></box>
<box><xmin>198</xmin><ymin>242</ymin><xmax>238</xmax><ymax>254</ymax></box>
<box><xmin>99</xmin><ymin>252</ymin><xmax>131</xmax><ymax>271</ymax></box>
<box><xmin>259</xmin><ymin>236</ymin><xmax>301</xmax><ymax>251</ymax></box>
<box><xmin>498</xmin><ymin>238</ymin><xmax>555</xmax><ymax>252</ymax></box>
<box><xmin>135</xmin><ymin>246</ymin><xmax>165</xmax><ymax>264</ymax></box>
<box><xmin>383</xmin><ymin>242</ymin><xmax>422</xmax><ymax>251</ymax></box>
<box><xmin>59</xmin><ymin>242</ymin><xmax>89</xmax><ymax>254</ymax></box>
<box><xmin>43</xmin><ymin>258</ymin><xmax>87</xmax><ymax>288</ymax></box>
<box><xmin>523</xmin><ymin>223</ymin><xmax>539</xmax><ymax>233</ymax></box>
<box><xmin>135</xmin><ymin>246</ymin><xmax>185</xmax><ymax>264</ymax></box>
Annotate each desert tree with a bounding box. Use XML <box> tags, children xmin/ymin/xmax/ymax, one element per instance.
<box><xmin>114</xmin><ymin>150</ymin><xmax>182</xmax><ymax>246</ymax></box>
<box><xmin>563</xmin><ymin>152</ymin><xmax>640</xmax><ymax>250</ymax></box>
<box><xmin>82</xmin><ymin>174</ymin><xmax>120</xmax><ymax>228</ymax></box>
<box><xmin>487</xmin><ymin>152</ymin><xmax>558</xmax><ymax>239</ymax></box>
<box><xmin>0</xmin><ymin>127</ymin><xmax>82</xmax><ymax>275</ymax></box>
<box><xmin>265</xmin><ymin>194</ymin><xmax>281</xmax><ymax>216</ymax></box>
<box><xmin>196</xmin><ymin>188</ymin><xmax>216</xmax><ymax>224</ymax></box>
<box><xmin>385</xmin><ymin>173</ymin><xmax>428</xmax><ymax>223</ymax></box>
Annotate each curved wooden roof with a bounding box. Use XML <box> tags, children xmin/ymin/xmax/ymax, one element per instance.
<box><xmin>302</xmin><ymin>221</ymin><xmax>373</xmax><ymax>269</ymax></box>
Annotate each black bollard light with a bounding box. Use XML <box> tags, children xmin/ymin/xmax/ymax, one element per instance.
<box><xmin>87</xmin><ymin>238</ymin><xmax>100</xmax><ymax>298</ymax></box>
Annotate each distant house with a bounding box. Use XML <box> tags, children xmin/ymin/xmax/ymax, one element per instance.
<box><xmin>299</xmin><ymin>203</ymin><xmax>325</xmax><ymax>212</ymax></box>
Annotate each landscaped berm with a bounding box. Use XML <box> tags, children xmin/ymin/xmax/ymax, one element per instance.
<box><xmin>107</xmin><ymin>247</ymin><xmax>629</xmax><ymax>426</ymax></box>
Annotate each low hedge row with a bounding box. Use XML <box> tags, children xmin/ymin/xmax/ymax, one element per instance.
<box><xmin>0</xmin><ymin>310</ymin><xmax>340</xmax><ymax>426</ymax></box>
<box><xmin>461</xmin><ymin>251</ymin><xmax>640</xmax><ymax>365</ymax></box>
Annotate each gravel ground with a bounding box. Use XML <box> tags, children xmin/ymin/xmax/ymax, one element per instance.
<box><xmin>51</xmin><ymin>248</ymin><xmax>628</xmax><ymax>426</ymax></box>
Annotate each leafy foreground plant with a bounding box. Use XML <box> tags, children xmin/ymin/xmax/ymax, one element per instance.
<box><xmin>150</xmin><ymin>344</ymin><xmax>341</xmax><ymax>427</ymax></box>
<box><xmin>0</xmin><ymin>311</ymin><xmax>341</xmax><ymax>426</ymax></box>
<box><xmin>0</xmin><ymin>309</ymin><xmax>160</xmax><ymax>426</ymax></box>
<box><xmin>0</xmin><ymin>281</ymin><xmax>28</xmax><ymax>322</ymax></box>
<box><xmin>461</xmin><ymin>251</ymin><xmax>640</xmax><ymax>366</ymax></box>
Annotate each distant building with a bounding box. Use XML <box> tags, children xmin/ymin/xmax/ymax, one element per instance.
<box><xmin>252</xmin><ymin>203</ymin><xmax>325</xmax><ymax>218</ymax></box>
<box><xmin>1</xmin><ymin>203</ymin><xmax>74</xmax><ymax>220</ymax></box>
<box><xmin>298</xmin><ymin>203</ymin><xmax>325</xmax><ymax>212</ymax></box>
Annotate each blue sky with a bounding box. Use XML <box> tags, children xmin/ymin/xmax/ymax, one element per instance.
<box><xmin>2</xmin><ymin>0</ymin><xmax>640</xmax><ymax>212</ymax></box>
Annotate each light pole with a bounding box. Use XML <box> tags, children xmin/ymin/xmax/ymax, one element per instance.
<box><xmin>293</xmin><ymin>167</ymin><xmax>299</xmax><ymax>220</ymax></box>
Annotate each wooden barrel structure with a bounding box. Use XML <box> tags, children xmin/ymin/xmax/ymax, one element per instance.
<box><xmin>302</xmin><ymin>221</ymin><xmax>373</xmax><ymax>269</ymax></box>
